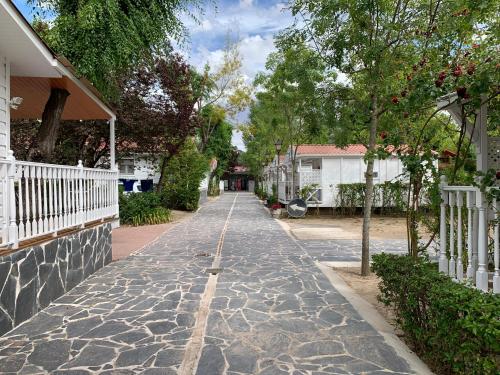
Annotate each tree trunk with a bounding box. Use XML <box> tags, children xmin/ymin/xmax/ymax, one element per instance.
<box><xmin>156</xmin><ymin>156</ymin><xmax>169</xmax><ymax>193</ymax></box>
<box><xmin>361</xmin><ymin>95</ymin><xmax>378</xmax><ymax>276</ymax></box>
<box><xmin>28</xmin><ymin>88</ymin><xmax>70</xmax><ymax>161</ymax></box>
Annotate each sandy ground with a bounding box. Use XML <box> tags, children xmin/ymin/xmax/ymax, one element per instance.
<box><xmin>112</xmin><ymin>209</ymin><xmax>194</xmax><ymax>260</ymax></box>
<box><xmin>332</xmin><ymin>266</ymin><xmax>399</xmax><ymax>332</ymax></box>
<box><xmin>282</xmin><ymin>216</ymin><xmax>414</xmax><ymax>240</ymax></box>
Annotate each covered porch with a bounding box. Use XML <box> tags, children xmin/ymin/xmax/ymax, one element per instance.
<box><xmin>437</xmin><ymin>93</ymin><xmax>499</xmax><ymax>293</ymax></box>
<box><xmin>0</xmin><ymin>0</ymin><xmax>118</xmax><ymax>250</ymax></box>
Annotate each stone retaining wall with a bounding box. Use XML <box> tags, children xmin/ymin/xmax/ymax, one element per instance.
<box><xmin>0</xmin><ymin>223</ymin><xmax>112</xmax><ymax>336</ymax></box>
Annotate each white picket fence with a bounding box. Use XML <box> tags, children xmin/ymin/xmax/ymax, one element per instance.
<box><xmin>0</xmin><ymin>152</ymin><xmax>119</xmax><ymax>248</ymax></box>
<box><xmin>439</xmin><ymin>176</ymin><xmax>500</xmax><ymax>293</ymax></box>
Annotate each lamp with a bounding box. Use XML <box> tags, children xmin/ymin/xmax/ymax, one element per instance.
<box><xmin>9</xmin><ymin>97</ymin><xmax>23</xmax><ymax>110</ymax></box>
<box><xmin>274</xmin><ymin>139</ymin><xmax>282</xmax><ymax>153</ymax></box>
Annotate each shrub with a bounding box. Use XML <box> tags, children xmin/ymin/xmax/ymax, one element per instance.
<box><xmin>119</xmin><ymin>192</ymin><xmax>171</xmax><ymax>226</ymax></box>
<box><xmin>161</xmin><ymin>140</ymin><xmax>208</xmax><ymax>211</ymax></box>
<box><xmin>372</xmin><ymin>254</ymin><xmax>500</xmax><ymax>375</ymax></box>
<box><xmin>336</xmin><ymin>182</ymin><xmax>407</xmax><ymax>215</ymax></box>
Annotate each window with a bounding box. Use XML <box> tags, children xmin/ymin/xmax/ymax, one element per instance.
<box><xmin>119</xmin><ymin>158</ymin><xmax>134</xmax><ymax>175</ymax></box>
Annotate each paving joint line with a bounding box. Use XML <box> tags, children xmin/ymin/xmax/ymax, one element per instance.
<box><xmin>178</xmin><ymin>193</ymin><xmax>238</xmax><ymax>375</ymax></box>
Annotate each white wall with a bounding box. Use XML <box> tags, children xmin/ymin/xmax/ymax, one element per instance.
<box><xmin>118</xmin><ymin>155</ymin><xmax>161</xmax><ymax>184</ymax></box>
<box><xmin>302</xmin><ymin>155</ymin><xmax>405</xmax><ymax>207</ymax></box>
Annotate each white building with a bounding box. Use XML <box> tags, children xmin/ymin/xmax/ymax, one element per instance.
<box><xmin>118</xmin><ymin>154</ymin><xmax>160</xmax><ymax>192</ymax></box>
<box><xmin>264</xmin><ymin>144</ymin><xmax>407</xmax><ymax>207</ymax></box>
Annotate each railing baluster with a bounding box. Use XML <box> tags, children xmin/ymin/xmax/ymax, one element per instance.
<box><xmin>24</xmin><ymin>165</ymin><xmax>31</xmax><ymax>238</ymax></box>
<box><xmin>449</xmin><ymin>192</ymin><xmax>456</xmax><ymax>278</ymax></box>
<box><xmin>42</xmin><ymin>166</ymin><xmax>48</xmax><ymax>233</ymax></box>
<box><xmin>37</xmin><ymin>166</ymin><xmax>43</xmax><ymax>235</ymax></box>
<box><xmin>48</xmin><ymin>168</ymin><xmax>54</xmax><ymax>232</ymax></box>
<box><xmin>456</xmin><ymin>191</ymin><xmax>463</xmax><ymax>281</ymax></box>
<box><xmin>63</xmin><ymin>168</ymin><xmax>68</xmax><ymax>228</ymax></box>
<box><xmin>466</xmin><ymin>191</ymin><xmax>474</xmax><ymax>279</ymax></box>
<box><xmin>30</xmin><ymin>166</ymin><xmax>37</xmax><ymax>235</ymax></box>
<box><xmin>53</xmin><ymin>169</ymin><xmax>58</xmax><ymax>232</ymax></box>
<box><xmin>17</xmin><ymin>165</ymin><xmax>25</xmax><ymax>240</ymax></box>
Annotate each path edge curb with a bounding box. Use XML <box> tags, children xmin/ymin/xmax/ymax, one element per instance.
<box><xmin>316</xmin><ymin>262</ymin><xmax>434</xmax><ymax>375</ymax></box>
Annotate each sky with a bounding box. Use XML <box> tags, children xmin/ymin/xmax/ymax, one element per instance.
<box><xmin>14</xmin><ymin>0</ymin><xmax>295</xmax><ymax>150</ymax></box>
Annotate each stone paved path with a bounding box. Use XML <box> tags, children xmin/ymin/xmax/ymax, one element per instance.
<box><xmin>0</xmin><ymin>193</ymin><xmax>416</xmax><ymax>374</ymax></box>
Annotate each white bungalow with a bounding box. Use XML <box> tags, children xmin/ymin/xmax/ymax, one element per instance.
<box><xmin>264</xmin><ymin>144</ymin><xmax>407</xmax><ymax>207</ymax></box>
<box><xmin>0</xmin><ymin>0</ymin><xmax>119</xmax><ymax>334</ymax></box>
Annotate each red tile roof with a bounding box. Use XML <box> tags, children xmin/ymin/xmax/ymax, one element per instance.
<box><xmin>295</xmin><ymin>144</ymin><xmax>367</xmax><ymax>155</ymax></box>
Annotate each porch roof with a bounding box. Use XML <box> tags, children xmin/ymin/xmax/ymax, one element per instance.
<box><xmin>295</xmin><ymin>144</ymin><xmax>367</xmax><ymax>156</ymax></box>
<box><xmin>1</xmin><ymin>0</ymin><xmax>115</xmax><ymax>120</ymax></box>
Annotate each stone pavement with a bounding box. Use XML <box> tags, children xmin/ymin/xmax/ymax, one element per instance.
<box><xmin>0</xmin><ymin>193</ymin><xmax>419</xmax><ymax>374</ymax></box>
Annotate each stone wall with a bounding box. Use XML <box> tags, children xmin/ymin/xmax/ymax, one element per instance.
<box><xmin>0</xmin><ymin>223</ymin><xmax>112</xmax><ymax>336</ymax></box>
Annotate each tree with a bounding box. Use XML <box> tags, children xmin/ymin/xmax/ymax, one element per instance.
<box><xmin>202</xmin><ymin>108</ymin><xmax>234</xmax><ymax>195</ymax></box>
<box><xmin>242</xmin><ymin>43</ymin><xmax>330</xmax><ymax>196</ymax></box>
<box><xmin>284</xmin><ymin>0</ymin><xmax>498</xmax><ymax>275</ymax></box>
<box><xmin>196</xmin><ymin>38</ymin><xmax>252</xmax><ymax>152</ymax></box>
<box><xmin>116</xmin><ymin>54</ymin><xmax>205</xmax><ymax>191</ymax></box>
<box><xmin>27</xmin><ymin>0</ymin><xmax>201</xmax><ymax>160</ymax></box>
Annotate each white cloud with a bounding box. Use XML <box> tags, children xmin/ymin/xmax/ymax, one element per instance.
<box><xmin>181</xmin><ymin>1</ymin><xmax>296</xmax><ymax>150</ymax></box>
<box><xmin>239</xmin><ymin>0</ymin><xmax>254</xmax><ymax>8</ymax></box>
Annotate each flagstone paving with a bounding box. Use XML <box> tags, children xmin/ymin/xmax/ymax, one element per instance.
<box><xmin>0</xmin><ymin>193</ymin><xmax>418</xmax><ymax>374</ymax></box>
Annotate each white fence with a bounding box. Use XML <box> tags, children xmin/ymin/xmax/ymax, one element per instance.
<box><xmin>0</xmin><ymin>152</ymin><xmax>119</xmax><ymax>248</ymax></box>
<box><xmin>439</xmin><ymin>176</ymin><xmax>499</xmax><ymax>293</ymax></box>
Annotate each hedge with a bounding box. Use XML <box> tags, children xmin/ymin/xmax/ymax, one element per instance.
<box><xmin>372</xmin><ymin>253</ymin><xmax>500</xmax><ymax>375</ymax></box>
<box><xmin>336</xmin><ymin>181</ymin><xmax>407</xmax><ymax>215</ymax></box>
<box><xmin>119</xmin><ymin>192</ymin><xmax>172</xmax><ymax>226</ymax></box>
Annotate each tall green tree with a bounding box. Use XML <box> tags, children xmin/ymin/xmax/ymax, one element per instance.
<box><xmin>28</xmin><ymin>0</ymin><xmax>201</xmax><ymax>160</ymax></box>
<box><xmin>242</xmin><ymin>43</ymin><xmax>330</xmax><ymax>196</ymax></box>
<box><xmin>284</xmin><ymin>0</ymin><xmax>498</xmax><ymax>275</ymax></box>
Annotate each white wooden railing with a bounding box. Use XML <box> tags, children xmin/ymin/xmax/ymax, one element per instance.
<box><xmin>0</xmin><ymin>152</ymin><xmax>119</xmax><ymax>248</ymax></box>
<box><xmin>439</xmin><ymin>175</ymin><xmax>499</xmax><ymax>293</ymax></box>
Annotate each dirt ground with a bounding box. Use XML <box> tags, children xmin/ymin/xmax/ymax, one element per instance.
<box><xmin>112</xmin><ymin>209</ymin><xmax>194</xmax><ymax>260</ymax></box>
<box><xmin>282</xmin><ymin>215</ymin><xmax>418</xmax><ymax>240</ymax></box>
<box><xmin>333</xmin><ymin>266</ymin><xmax>399</xmax><ymax>331</ymax></box>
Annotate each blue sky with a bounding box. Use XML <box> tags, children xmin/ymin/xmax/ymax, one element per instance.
<box><xmin>14</xmin><ymin>0</ymin><xmax>295</xmax><ymax>150</ymax></box>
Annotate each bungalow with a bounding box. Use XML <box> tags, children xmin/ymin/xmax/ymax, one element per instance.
<box><xmin>264</xmin><ymin>144</ymin><xmax>408</xmax><ymax>207</ymax></box>
<box><xmin>0</xmin><ymin>0</ymin><xmax>118</xmax><ymax>335</ymax></box>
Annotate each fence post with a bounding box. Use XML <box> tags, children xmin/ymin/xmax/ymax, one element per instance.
<box><xmin>7</xmin><ymin>151</ymin><xmax>18</xmax><ymax>249</ymax></box>
<box><xmin>114</xmin><ymin>163</ymin><xmax>119</xmax><ymax>218</ymax></box>
<box><xmin>78</xmin><ymin>160</ymin><xmax>84</xmax><ymax>228</ymax></box>
<box><xmin>448</xmin><ymin>191</ymin><xmax>456</xmax><ymax>278</ymax></box>
<box><xmin>475</xmin><ymin>188</ymin><xmax>488</xmax><ymax>291</ymax></box>
<box><xmin>439</xmin><ymin>175</ymin><xmax>448</xmax><ymax>274</ymax></box>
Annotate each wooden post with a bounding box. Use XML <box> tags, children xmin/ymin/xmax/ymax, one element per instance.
<box><xmin>439</xmin><ymin>175</ymin><xmax>448</xmax><ymax>274</ymax></box>
<box><xmin>110</xmin><ymin>117</ymin><xmax>116</xmax><ymax>168</ymax></box>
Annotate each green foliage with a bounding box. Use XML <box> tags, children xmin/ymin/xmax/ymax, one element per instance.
<box><xmin>336</xmin><ymin>182</ymin><xmax>406</xmax><ymax>215</ymax></box>
<box><xmin>254</xmin><ymin>185</ymin><xmax>268</xmax><ymax>200</ymax></box>
<box><xmin>119</xmin><ymin>192</ymin><xmax>171</xmax><ymax>226</ymax></box>
<box><xmin>161</xmin><ymin>140</ymin><xmax>208</xmax><ymax>211</ymax></box>
<box><xmin>372</xmin><ymin>254</ymin><xmax>500</xmax><ymax>375</ymax></box>
<box><xmin>31</xmin><ymin>0</ymin><xmax>201</xmax><ymax>99</ymax></box>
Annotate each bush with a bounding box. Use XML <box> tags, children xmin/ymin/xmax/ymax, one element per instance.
<box><xmin>336</xmin><ymin>182</ymin><xmax>407</xmax><ymax>215</ymax></box>
<box><xmin>119</xmin><ymin>192</ymin><xmax>171</xmax><ymax>226</ymax></box>
<box><xmin>372</xmin><ymin>254</ymin><xmax>500</xmax><ymax>375</ymax></box>
<box><xmin>161</xmin><ymin>140</ymin><xmax>208</xmax><ymax>211</ymax></box>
